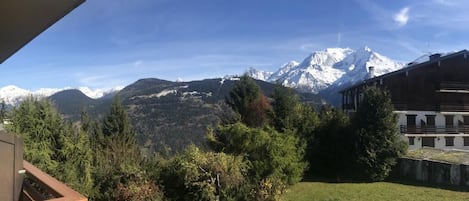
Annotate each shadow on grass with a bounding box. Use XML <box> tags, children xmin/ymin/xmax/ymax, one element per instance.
<box><xmin>302</xmin><ymin>176</ymin><xmax>469</xmax><ymax>193</ymax></box>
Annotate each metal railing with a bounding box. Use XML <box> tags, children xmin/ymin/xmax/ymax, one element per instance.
<box><xmin>400</xmin><ymin>125</ymin><xmax>469</xmax><ymax>134</ymax></box>
<box><xmin>22</xmin><ymin>160</ymin><xmax>87</xmax><ymax>201</ymax></box>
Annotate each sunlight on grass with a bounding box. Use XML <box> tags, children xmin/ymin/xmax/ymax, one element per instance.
<box><xmin>281</xmin><ymin>182</ymin><xmax>469</xmax><ymax>201</ymax></box>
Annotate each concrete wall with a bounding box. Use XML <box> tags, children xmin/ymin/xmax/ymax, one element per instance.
<box><xmin>395</xmin><ymin>158</ymin><xmax>469</xmax><ymax>186</ymax></box>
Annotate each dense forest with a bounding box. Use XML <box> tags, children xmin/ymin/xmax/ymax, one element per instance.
<box><xmin>6</xmin><ymin>75</ymin><xmax>406</xmax><ymax>201</ymax></box>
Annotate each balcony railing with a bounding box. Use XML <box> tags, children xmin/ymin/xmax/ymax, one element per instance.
<box><xmin>439</xmin><ymin>82</ymin><xmax>469</xmax><ymax>90</ymax></box>
<box><xmin>400</xmin><ymin>125</ymin><xmax>469</xmax><ymax>134</ymax></box>
<box><xmin>22</xmin><ymin>160</ymin><xmax>87</xmax><ymax>201</ymax></box>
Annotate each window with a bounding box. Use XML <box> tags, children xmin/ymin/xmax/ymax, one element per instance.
<box><xmin>463</xmin><ymin>116</ymin><xmax>469</xmax><ymax>125</ymax></box>
<box><xmin>408</xmin><ymin>137</ymin><xmax>415</xmax><ymax>145</ymax></box>
<box><xmin>464</xmin><ymin>137</ymin><xmax>469</xmax><ymax>146</ymax></box>
<box><xmin>445</xmin><ymin>115</ymin><xmax>454</xmax><ymax>126</ymax></box>
<box><xmin>407</xmin><ymin>115</ymin><xmax>416</xmax><ymax>126</ymax></box>
<box><xmin>425</xmin><ymin>115</ymin><xmax>436</xmax><ymax>133</ymax></box>
<box><xmin>445</xmin><ymin>137</ymin><xmax>454</xmax><ymax>146</ymax></box>
<box><xmin>445</xmin><ymin>115</ymin><xmax>455</xmax><ymax>133</ymax></box>
<box><xmin>406</xmin><ymin>115</ymin><xmax>416</xmax><ymax>133</ymax></box>
<box><xmin>422</xmin><ymin>137</ymin><xmax>435</xmax><ymax>147</ymax></box>
<box><xmin>463</xmin><ymin>116</ymin><xmax>469</xmax><ymax>134</ymax></box>
<box><xmin>426</xmin><ymin>115</ymin><xmax>436</xmax><ymax>126</ymax></box>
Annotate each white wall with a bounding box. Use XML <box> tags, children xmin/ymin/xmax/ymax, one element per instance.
<box><xmin>397</xmin><ymin>110</ymin><xmax>469</xmax><ymax>150</ymax></box>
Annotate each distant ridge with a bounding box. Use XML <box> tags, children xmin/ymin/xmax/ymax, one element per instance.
<box><xmin>0</xmin><ymin>85</ymin><xmax>121</xmax><ymax>106</ymax></box>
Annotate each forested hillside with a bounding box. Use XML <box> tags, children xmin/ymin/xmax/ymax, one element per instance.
<box><xmin>50</xmin><ymin>77</ymin><xmax>324</xmax><ymax>154</ymax></box>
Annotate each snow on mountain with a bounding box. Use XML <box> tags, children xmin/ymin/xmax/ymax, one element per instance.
<box><xmin>77</xmin><ymin>86</ymin><xmax>122</xmax><ymax>99</ymax></box>
<box><xmin>0</xmin><ymin>85</ymin><xmax>122</xmax><ymax>106</ymax></box>
<box><xmin>248</xmin><ymin>47</ymin><xmax>404</xmax><ymax>94</ymax></box>
<box><xmin>268</xmin><ymin>61</ymin><xmax>299</xmax><ymax>82</ymax></box>
<box><xmin>246</xmin><ymin>67</ymin><xmax>273</xmax><ymax>81</ymax></box>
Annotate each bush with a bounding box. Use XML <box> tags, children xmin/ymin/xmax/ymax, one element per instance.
<box><xmin>160</xmin><ymin>145</ymin><xmax>248</xmax><ymax>201</ymax></box>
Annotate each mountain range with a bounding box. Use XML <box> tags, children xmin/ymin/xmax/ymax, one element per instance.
<box><xmin>0</xmin><ymin>85</ymin><xmax>121</xmax><ymax>106</ymax></box>
<box><xmin>247</xmin><ymin>47</ymin><xmax>404</xmax><ymax>104</ymax></box>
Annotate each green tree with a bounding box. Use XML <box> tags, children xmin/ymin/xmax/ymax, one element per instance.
<box><xmin>10</xmin><ymin>97</ymin><xmax>62</xmax><ymax>173</ymax></box>
<box><xmin>226</xmin><ymin>75</ymin><xmax>271</xmax><ymax>127</ymax></box>
<box><xmin>271</xmin><ymin>84</ymin><xmax>299</xmax><ymax>132</ymax></box>
<box><xmin>100</xmin><ymin>96</ymin><xmax>140</xmax><ymax>165</ymax></box>
<box><xmin>160</xmin><ymin>145</ymin><xmax>248</xmax><ymax>201</ymax></box>
<box><xmin>207</xmin><ymin>123</ymin><xmax>306</xmax><ymax>200</ymax></box>
<box><xmin>311</xmin><ymin>106</ymin><xmax>352</xmax><ymax>180</ymax></box>
<box><xmin>9</xmin><ymin>97</ymin><xmax>94</xmax><ymax>196</ymax></box>
<box><xmin>57</xmin><ymin>123</ymin><xmax>94</xmax><ymax>196</ymax></box>
<box><xmin>91</xmin><ymin>96</ymin><xmax>147</xmax><ymax>201</ymax></box>
<box><xmin>80</xmin><ymin>108</ymin><xmax>103</xmax><ymax>153</ymax></box>
<box><xmin>350</xmin><ymin>86</ymin><xmax>407</xmax><ymax>181</ymax></box>
<box><xmin>0</xmin><ymin>100</ymin><xmax>6</xmax><ymax>122</ymax></box>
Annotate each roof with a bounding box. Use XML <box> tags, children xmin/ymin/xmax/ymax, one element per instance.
<box><xmin>0</xmin><ymin>0</ymin><xmax>85</xmax><ymax>64</ymax></box>
<box><xmin>339</xmin><ymin>49</ymin><xmax>469</xmax><ymax>93</ymax></box>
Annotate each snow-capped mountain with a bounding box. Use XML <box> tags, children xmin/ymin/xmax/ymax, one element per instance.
<box><xmin>248</xmin><ymin>47</ymin><xmax>404</xmax><ymax>94</ymax></box>
<box><xmin>246</xmin><ymin>67</ymin><xmax>273</xmax><ymax>81</ymax></box>
<box><xmin>0</xmin><ymin>85</ymin><xmax>121</xmax><ymax>106</ymax></box>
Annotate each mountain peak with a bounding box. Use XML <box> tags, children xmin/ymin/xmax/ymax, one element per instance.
<box><xmin>361</xmin><ymin>45</ymin><xmax>372</xmax><ymax>52</ymax></box>
<box><xmin>247</xmin><ymin>47</ymin><xmax>404</xmax><ymax>94</ymax></box>
<box><xmin>246</xmin><ymin>67</ymin><xmax>273</xmax><ymax>81</ymax></box>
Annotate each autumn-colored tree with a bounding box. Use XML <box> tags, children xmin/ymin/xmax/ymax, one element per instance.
<box><xmin>226</xmin><ymin>74</ymin><xmax>271</xmax><ymax>127</ymax></box>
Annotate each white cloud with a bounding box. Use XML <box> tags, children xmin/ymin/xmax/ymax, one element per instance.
<box><xmin>394</xmin><ymin>7</ymin><xmax>410</xmax><ymax>27</ymax></box>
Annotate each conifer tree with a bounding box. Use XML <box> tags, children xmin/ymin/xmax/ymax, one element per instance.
<box><xmin>350</xmin><ymin>86</ymin><xmax>407</xmax><ymax>181</ymax></box>
<box><xmin>9</xmin><ymin>97</ymin><xmax>94</xmax><ymax>196</ymax></box>
<box><xmin>312</xmin><ymin>107</ymin><xmax>351</xmax><ymax>179</ymax></box>
<box><xmin>10</xmin><ymin>97</ymin><xmax>62</xmax><ymax>173</ymax></box>
<box><xmin>92</xmin><ymin>96</ymin><xmax>144</xmax><ymax>200</ymax></box>
<box><xmin>226</xmin><ymin>74</ymin><xmax>271</xmax><ymax>127</ymax></box>
<box><xmin>101</xmin><ymin>96</ymin><xmax>140</xmax><ymax>163</ymax></box>
<box><xmin>271</xmin><ymin>84</ymin><xmax>299</xmax><ymax>132</ymax></box>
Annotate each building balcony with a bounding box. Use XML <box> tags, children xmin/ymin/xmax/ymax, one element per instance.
<box><xmin>400</xmin><ymin>125</ymin><xmax>469</xmax><ymax>135</ymax></box>
<box><xmin>439</xmin><ymin>81</ymin><xmax>469</xmax><ymax>90</ymax></box>
<box><xmin>22</xmin><ymin>160</ymin><xmax>87</xmax><ymax>201</ymax></box>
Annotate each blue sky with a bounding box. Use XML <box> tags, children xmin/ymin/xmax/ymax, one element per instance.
<box><xmin>2</xmin><ymin>0</ymin><xmax>469</xmax><ymax>90</ymax></box>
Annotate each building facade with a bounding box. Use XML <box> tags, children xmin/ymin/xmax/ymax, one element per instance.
<box><xmin>340</xmin><ymin>50</ymin><xmax>469</xmax><ymax>150</ymax></box>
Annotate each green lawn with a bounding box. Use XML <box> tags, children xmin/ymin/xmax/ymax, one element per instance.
<box><xmin>281</xmin><ymin>181</ymin><xmax>469</xmax><ymax>201</ymax></box>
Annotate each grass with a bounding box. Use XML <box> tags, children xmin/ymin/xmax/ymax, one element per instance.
<box><xmin>281</xmin><ymin>181</ymin><xmax>469</xmax><ymax>201</ymax></box>
<box><xmin>406</xmin><ymin>147</ymin><xmax>469</xmax><ymax>164</ymax></box>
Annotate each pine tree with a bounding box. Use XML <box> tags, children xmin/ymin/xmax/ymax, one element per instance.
<box><xmin>92</xmin><ymin>96</ymin><xmax>144</xmax><ymax>200</ymax></box>
<box><xmin>350</xmin><ymin>86</ymin><xmax>407</xmax><ymax>181</ymax></box>
<box><xmin>271</xmin><ymin>84</ymin><xmax>299</xmax><ymax>132</ymax></box>
<box><xmin>10</xmin><ymin>97</ymin><xmax>61</xmax><ymax>173</ymax></box>
<box><xmin>226</xmin><ymin>74</ymin><xmax>270</xmax><ymax>127</ymax></box>
<box><xmin>9</xmin><ymin>97</ymin><xmax>94</xmax><ymax>196</ymax></box>
<box><xmin>311</xmin><ymin>107</ymin><xmax>351</xmax><ymax>180</ymax></box>
<box><xmin>101</xmin><ymin>96</ymin><xmax>140</xmax><ymax>163</ymax></box>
